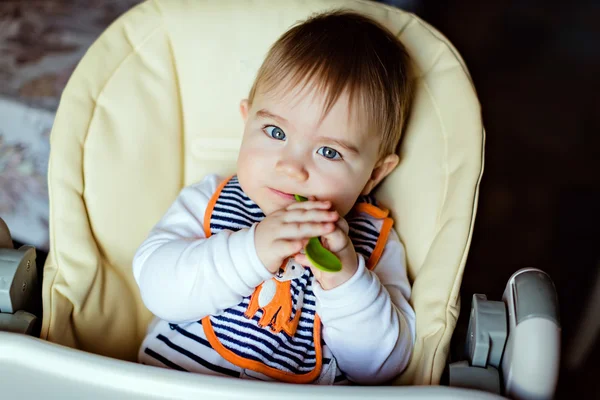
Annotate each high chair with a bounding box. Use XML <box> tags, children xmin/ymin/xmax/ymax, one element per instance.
<box><xmin>0</xmin><ymin>0</ymin><xmax>560</xmax><ymax>398</ymax></box>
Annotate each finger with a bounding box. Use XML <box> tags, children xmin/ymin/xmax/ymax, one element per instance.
<box><xmin>293</xmin><ymin>254</ymin><xmax>322</xmax><ymax>280</ymax></box>
<box><xmin>286</xmin><ymin>200</ymin><xmax>331</xmax><ymax>211</ymax></box>
<box><xmin>335</xmin><ymin>217</ymin><xmax>350</xmax><ymax>235</ymax></box>
<box><xmin>321</xmin><ymin>226</ymin><xmax>350</xmax><ymax>253</ymax></box>
<box><xmin>293</xmin><ymin>253</ymin><xmax>311</xmax><ymax>267</ymax></box>
<box><xmin>273</xmin><ymin>239</ymin><xmax>305</xmax><ymax>259</ymax></box>
<box><xmin>281</xmin><ymin>209</ymin><xmax>339</xmax><ymax>223</ymax></box>
<box><xmin>277</xmin><ymin>221</ymin><xmax>336</xmax><ymax>240</ymax></box>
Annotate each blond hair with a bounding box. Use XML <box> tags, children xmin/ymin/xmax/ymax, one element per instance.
<box><xmin>248</xmin><ymin>10</ymin><xmax>413</xmax><ymax>157</ymax></box>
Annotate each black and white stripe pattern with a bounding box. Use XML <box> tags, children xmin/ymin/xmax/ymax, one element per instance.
<box><xmin>348</xmin><ymin>216</ymin><xmax>379</xmax><ymax>261</ymax></box>
<box><xmin>210</xmin><ymin>268</ymin><xmax>318</xmax><ymax>373</ymax></box>
<box><xmin>350</xmin><ymin>194</ymin><xmax>380</xmax><ymax>261</ymax></box>
<box><xmin>209</xmin><ymin>177</ymin><xmax>318</xmax><ymax>374</ymax></box>
<box><xmin>356</xmin><ymin>193</ymin><xmax>378</xmax><ymax>206</ymax></box>
<box><xmin>210</xmin><ymin>176</ymin><xmax>265</xmax><ymax>232</ymax></box>
<box><xmin>144</xmin><ymin>175</ymin><xmax>381</xmax><ymax>380</ymax></box>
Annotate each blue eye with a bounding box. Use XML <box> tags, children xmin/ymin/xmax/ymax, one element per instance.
<box><xmin>264</xmin><ymin>126</ymin><xmax>286</xmax><ymax>141</ymax></box>
<box><xmin>317</xmin><ymin>146</ymin><xmax>342</xmax><ymax>160</ymax></box>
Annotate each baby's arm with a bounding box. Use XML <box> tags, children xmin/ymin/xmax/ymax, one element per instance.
<box><xmin>314</xmin><ymin>228</ymin><xmax>415</xmax><ymax>384</ymax></box>
<box><xmin>133</xmin><ymin>175</ymin><xmax>273</xmax><ymax>323</ymax></box>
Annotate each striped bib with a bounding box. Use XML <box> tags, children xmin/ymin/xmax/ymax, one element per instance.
<box><xmin>143</xmin><ymin>175</ymin><xmax>393</xmax><ymax>383</ymax></box>
<box><xmin>198</xmin><ymin>176</ymin><xmax>392</xmax><ymax>383</ymax></box>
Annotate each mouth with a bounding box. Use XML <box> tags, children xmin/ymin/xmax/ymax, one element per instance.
<box><xmin>269</xmin><ymin>188</ymin><xmax>296</xmax><ymax>200</ymax></box>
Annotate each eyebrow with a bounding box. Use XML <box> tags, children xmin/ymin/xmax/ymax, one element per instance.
<box><xmin>256</xmin><ymin>109</ymin><xmax>289</xmax><ymax>126</ymax></box>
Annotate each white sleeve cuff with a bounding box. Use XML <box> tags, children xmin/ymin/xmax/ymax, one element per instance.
<box><xmin>313</xmin><ymin>254</ymin><xmax>379</xmax><ymax>312</ymax></box>
<box><xmin>228</xmin><ymin>223</ymin><xmax>273</xmax><ymax>290</ymax></box>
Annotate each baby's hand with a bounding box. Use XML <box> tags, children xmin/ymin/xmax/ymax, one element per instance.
<box><xmin>254</xmin><ymin>200</ymin><xmax>338</xmax><ymax>274</ymax></box>
<box><xmin>294</xmin><ymin>215</ymin><xmax>358</xmax><ymax>290</ymax></box>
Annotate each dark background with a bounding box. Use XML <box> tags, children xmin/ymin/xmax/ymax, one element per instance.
<box><xmin>415</xmin><ymin>0</ymin><xmax>600</xmax><ymax>397</ymax></box>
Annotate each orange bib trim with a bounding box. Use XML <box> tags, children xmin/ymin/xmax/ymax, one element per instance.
<box><xmin>200</xmin><ymin>176</ymin><xmax>393</xmax><ymax>383</ymax></box>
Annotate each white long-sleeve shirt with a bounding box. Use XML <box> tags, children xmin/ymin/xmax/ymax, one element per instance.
<box><xmin>133</xmin><ymin>174</ymin><xmax>415</xmax><ymax>384</ymax></box>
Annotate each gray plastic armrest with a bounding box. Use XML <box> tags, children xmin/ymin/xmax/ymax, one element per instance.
<box><xmin>0</xmin><ymin>246</ymin><xmax>37</xmax><ymax>313</ymax></box>
<box><xmin>0</xmin><ymin>245</ymin><xmax>38</xmax><ymax>334</ymax></box>
<box><xmin>467</xmin><ymin>294</ymin><xmax>508</xmax><ymax>369</ymax></box>
<box><xmin>450</xmin><ymin>269</ymin><xmax>560</xmax><ymax>400</ymax></box>
<box><xmin>449</xmin><ymin>294</ymin><xmax>508</xmax><ymax>394</ymax></box>
<box><xmin>0</xmin><ymin>310</ymin><xmax>37</xmax><ymax>335</ymax></box>
<box><xmin>501</xmin><ymin>269</ymin><xmax>560</xmax><ymax>400</ymax></box>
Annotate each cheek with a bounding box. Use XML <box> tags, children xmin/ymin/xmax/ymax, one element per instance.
<box><xmin>236</xmin><ymin>145</ymin><xmax>252</xmax><ymax>172</ymax></box>
<box><xmin>238</xmin><ymin>135</ymin><xmax>267</xmax><ymax>169</ymax></box>
<box><xmin>237</xmin><ymin>140</ymin><xmax>260</xmax><ymax>190</ymax></box>
<box><xmin>316</xmin><ymin>170</ymin><xmax>369</xmax><ymax>215</ymax></box>
<box><xmin>237</xmin><ymin>138</ymin><xmax>274</xmax><ymax>189</ymax></box>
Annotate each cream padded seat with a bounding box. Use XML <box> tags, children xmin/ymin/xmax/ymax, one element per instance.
<box><xmin>40</xmin><ymin>0</ymin><xmax>483</xmax><ymax>386</ymax></box>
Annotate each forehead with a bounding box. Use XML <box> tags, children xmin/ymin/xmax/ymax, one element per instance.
<box><xmin>252</xmin><ymin>78</ymin><xmax>369</xmax><ymax>139</ymax></box>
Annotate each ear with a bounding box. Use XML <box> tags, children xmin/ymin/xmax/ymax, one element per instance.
<box><xmin>361</xmin><ymin>154</ymin><xmax>399</xmax><ymax>195</ymax></box>
<box><xmin>240</xmin><ymin>99</ymin><xmax>249</xmax><ymax>122</ymax></box>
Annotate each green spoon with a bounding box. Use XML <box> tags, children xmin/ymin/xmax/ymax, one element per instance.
<box><xmin>294</xmin><ymin>194</ymin><xmax>342</xmax><ymax>273</ymax></box>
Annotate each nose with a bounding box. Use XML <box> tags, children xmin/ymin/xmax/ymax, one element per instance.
<box><xmin>275</xmin><ymin>155</ymin><xmax>309</xmax><ymax>182</ymax></box>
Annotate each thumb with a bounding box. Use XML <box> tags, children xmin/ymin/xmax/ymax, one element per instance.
<box><xmin>294</xmin><ymin>253</ymin><xmax>310</xmax><ymax>267</ymax></box>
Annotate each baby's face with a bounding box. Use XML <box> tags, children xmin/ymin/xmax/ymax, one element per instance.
<box><xmin>236</xmin><ymin>84</ymin><xmax>382</xmax><ymax>216</ymax></box>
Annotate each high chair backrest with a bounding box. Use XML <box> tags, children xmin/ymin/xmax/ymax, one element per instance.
<box><xmin>41</xmin><ymin>0</ymin><xmax>483</xmax><ymax>385</ymax></box>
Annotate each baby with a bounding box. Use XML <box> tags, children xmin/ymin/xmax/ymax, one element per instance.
<box><xmin>133</xmin><ymin>10</ymin><xmax>415</xmax><ymax>385</ymax></box>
